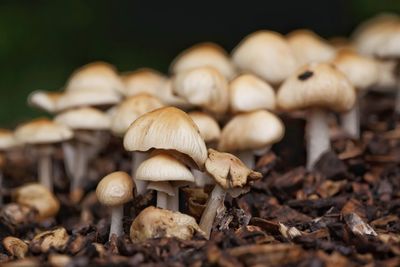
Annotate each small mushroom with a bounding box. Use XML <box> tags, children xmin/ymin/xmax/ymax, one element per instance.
<box><xmin>27</xmin><ymin>91</ymin><xmax>62</xmax><ymax>114</ymax></box>
<box><xmin>130</xmin><ymin>206</ymin><xmax>205</xmax><ymax>242</ymax></box>
<box><xmin>199</xmin><ymin>149</ymin><xmax>262</xmax><ymax>238</ymax></box>
<box><xmin>3</xmin><ymin>236</ymin><xmax>29</xmax><ymax>259</ymax></box>
<box><xmin>30</xmin><ymin>228</ymin><xmax>69</xmax><ymax>254</ymax></box>
<box><xmin>96</xmin><ymin>171</ymin><xmax>134</xmax><ymax>240</ymax></box>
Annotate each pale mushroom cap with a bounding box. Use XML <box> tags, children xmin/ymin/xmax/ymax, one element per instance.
<box><xmin>172</xmin><ymin>66</ymin><xmax>229</xmax><ymax>115</ymax></box>
<box><xmin>147</xmin><ymin>181</ymin><xmax>175</xmax><ymax>196</ymax></box>
<box><xmin>136</xmin><ymin>152</ymin><xmax>195</xmax><ymax>182</ymax></box>
<box><xmin>121</xmin><ymin>68</ymin><xmax>168</xmax><ymax>97</ymax></box>
<box><xmin>110</xmin><ymin>94</ymin><xmax>164</xmax><ymax>136</ymax></box>
<box><xmin>15</xmin><ymin>118</ymin><xmax>73</xmax><ymax>145</ymax></box>
<box><xmin>206</xmin><ymin>149</ymin><xmax>262</xmax><ymax>189</ymax></box>
<box><xmin>277</xmin><ymin>63</ymin><xmax>356</xmax><ymax>112</ymax></box>
<box><xmin>229</xmin><ymin>74</ymin><xmax>276</xmax><ymax>113</ymax></box>
<box><xmin>332</xmin><ymin>50</ymin><xmax>379</xmax><ymax>90</ymax></box>
<box><xmin>0</xmin><ymin>129</ymin><xmax>19</xmax><ymax>150</ymax></box>
<box><xmin>375</xmin><ymin>23</ymin><xmax>400</xmax><ymax>58</ymax></box>
<box><xmin>218</xmin><ymin>110</ymin><xmax>285</xmax><ymax>152</ymax></box>
<box><xmin>170</xmin><ymin>42</ymin><xmax>236</xmax><ymax>80</ymax></box>
<box><xmin>373</xmin><ymin>60</ymin><xmax>397</xmax><ymax>90</ymax></box>
<box><xmin>287</xmin><ymin>29</ymin><xmax>336</xmax><ymax>66</ymax></box>
<box><xmin>13</xmin><ymin>183</ymin><xmax>60</xmax><ymax>220</ymax></box>
<box><xmin>96</xmin><ymin>171</ymin><xmax>134</xmax><ymax>206</ymax></box>
<box><xmin>231</xmin><ymin>30</ymin><xmax>297</xmax><ymax>85</ymax></box>
<box><xmin>188</xmin><ymin>111</ymin><xmax>221</xmax><ymax>143</ymax></box>
<box><xmin>66</xmin><ymin>61</ymin><xmax>124</xmax><ymax>93</ymax></box>
<box><xmin>56</xmin><ymin>89</ymin><xmax>122</xmax><ymax>111</ymax></box>
<box><xmin>130</xmin><ymin>206</ymin><xmax>204</xmax><ymax>242</ymax></box>
<box><xmin>28</xmin><ymin>91</ymin><xmax>62</xmax><ymax>113</ymax></box>
<box><xmin>55</xmin><ymin>107</ymin><xmax>111</xmax><ymax>130</ymax></box>
<box><xmin>123</xmin><ymin>107</ymin><xmax>208</xmax><ymax>170</ymax></box>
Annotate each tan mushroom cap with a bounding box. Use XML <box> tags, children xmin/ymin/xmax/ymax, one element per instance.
<box><xmin>332</xmin><ymin>50</ymin><xmax>379</xmax><ymax>90</ymax></box>
<box><xmin>375</xmin><ymin>23</ymin><xmax>400</xmax><ymax>59</ymax></box>
<box><xmin>110</xmin><ymin>94</ymin><xmax>164</xmax><ymax>136</ymax></box>
<box><xmin>66</xmin><ymin>61</ymin><xmax>124</xmax><ymax>93</ymax></box>
<box><xmin>229</xmin><ymin>74</ymin><xmax>276</xmax><ymax>113</ymax></box>
<box><xmin>206</xmin><ymin>149</ymin><xmax>262</xmax><ymax>189</ymax></box>
<box><xmin>170</xmin><ymin>42</ymin><xmax>236</xmax><ymax>80</ymax></box>
<box><xmin>147</xmin><ymin>181</ymin><xmax>175</xmax><ymax>196</ymax></box>
<box><xmin>121</xmin><ymin>68</ymin><xmax>168</xmax><ymax>96</ymax></box>
<box><xmin>172</xmin><ymin>66</ymin><xmax>229</xmax><ymax>115</ymax></box>
<box><xmin>15</xmin><ymin>118</ymin><xmax>73</xmax><ymax>145</ymax></box>
<box><xmin>123</xmin><ymin>107</ymin><xmax>208</xmax><ymax>170</ymax></box>
<box><xmin>55</xmin><ymin>107</ymin><xmax>111</xmax><ymax>130</ymax></box>
<box><xmin>188</xmin><ymin>111</ymin><xmax>221</xmax><ymax>143</ymax></box>
<box><xmin>218</xmin><ymin>110</ymin><xmax>284</xmax><ymax>152</ymax></box>
<box><xmin>0</xmin><ymin>129</ymin><xmax>19</xmax><ymax>150</ymax></box>
<box><xmin>13</xmin><ymin>183</ymin><xmax>60</xmax><ymax>220</ymax></box>
<box><xmin>28</xmin><ymin>91</ymin><xmax>62</xmax><ymax>113</ymax></box>
<box><xmin>232</xmin><ymin>30</ymin><xmax>297</xmax><ymax>85</ymax></box>
<box><xmin>277</xmin><ymin>63</ymin><xmax>356</xmax><ymax>112</ymax></box>
<box><xmin>130</xmin><ymin>206</ymin><xmax>204</xmax><ymax>242</ymax></box>
<box><xmin>56</xmin><ymin>89</ymin><xmax>122</xmax><ymax>111</ymax></box>
<box><xmin>136</xmin><ymin>152</ymin><xmax>194</xmax><ymax>182</ymax></box>
<box><xmin>287</xmin><ymin>29</ymin><xmax>336</xmax><ymax>66</ymax></box>
<box><xmin>96</xmin><ymin>171</ymin><xmax>134</xmax><ymax>206</ymax></box>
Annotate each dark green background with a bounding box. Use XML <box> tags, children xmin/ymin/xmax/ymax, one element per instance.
<box><xmin>1</xmin><ymin>0</ymin><xmax>399</xmax><ymax>127</ymax></box>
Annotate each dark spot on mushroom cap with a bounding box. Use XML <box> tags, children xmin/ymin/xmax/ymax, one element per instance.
<box><xmin>298</xmin><ymin>70</ymin><xmax>314</xmax><ymax>81</ymax></box>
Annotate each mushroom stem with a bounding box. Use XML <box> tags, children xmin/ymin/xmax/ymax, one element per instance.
<box><xmin>237</xmin><ymin>151</ymin><xmax>254</xmax><ymax>169</ymax></box>
<box><xmin>157</xmin><ymin>191</ymin><xmax>168</xmax><ymax>209</ymax></box>
<box><xmin>132</xmin><ymin>152</ymin><xmax>148</xmax><ymax>195</ymax></box>
<box><xmin>307</xmin><ymin>109</ymin><xmax>330</xmax><ymax>170</ymax></box>
<box><xmin>62</xmin><ymin>142</ymin><xmax>75</xmax><ymax>179</ymax></box>
<box><xmin>70</xmin><ymin>142</ymin><xmax>88</xmax><ymax>203</ymax></box>
<box><xmin>341</xmin><ymin>99</ymin><xmax>360</xmax><ymax>139</ymax></box>
<box><xmin>168</xmin><ymin>187</ymin><xmax>180</xmax><ymax>211</ymax></box>
<box><xmin>199</xmin><ymin>184</ymin><xmax>226</xmax><ymax>239</ymax></box>
<box><xmin>109</xmin><ymin>205</ymin><xmax>123</xmax><ymax>240</ymax></box>
<box><xmin>193</xmin><ymin>169</ymin><xmax>214</xmax><ymax>187</ymax></box>
<box><xmin>38</xmin><ymin>149</ymin><xmax>53</xmax><ymax>191</ymax></box>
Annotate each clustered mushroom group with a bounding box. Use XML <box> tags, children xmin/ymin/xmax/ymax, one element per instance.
<box><xmin>1</xmin><ymin>12</ymin><xmax>400</xmax><ymax>263</ymax></box>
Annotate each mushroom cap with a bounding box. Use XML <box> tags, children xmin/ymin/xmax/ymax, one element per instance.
<box><xmin>0</xmin><ymin>129</ymin><xmax>19</xmax><ymax>150</ymax></box>
<box><xmin>172</xmin><ymin>66</ymin><xmax>229</xmax><ymax>115</ymax></box>
<box><xmin>55</xmin><ymin>107</ymin><xmax>111</xmax><ymax>130</ymax></box>
<box><xmin>170</xmin><ymin>42</ymin><xmax>236</xmax><ymax>80</ymax></box>
<box><xmin>147</xmin><ymin>181</ymin><xmax>175</xmax><ymax>196</ymax></box>
<box><xmin>13</xmin><ymin>183</ymin><xmax>60</xmax><ymax>220</ymax></box>
<box><xmin>277</xmin><ymin>63</ymin><xmax>356</xmax><ymax>112</ymax></box>
<box><xmin>28</xmin><ymin>91</ymin><xmax>62</xmax><ymax>113</ymax></box>
<box><xmin>188</xmin><ymin>111</ymin><xmax>221</xmax><ymax>143</ymax></box>
<box><xmin>206</xmin><ymin>149</ymin><xmax>262</xmax><ymax>189</ymax></box>
<box><xmin>96</xmin><ymin>171</ymin><xmax>134</xmax><ymax>206</ymax></box>
<box><xmin>287</xmin><ymin>29</ymin><xmax>336</xmax><ymax>66</ymax></box>
<box><xmin>121</xmin><ymin>68</ymin><xmax>168</xmax><ymax>96</ymax></box>
<box><xmin>15</xmin><ymin>118</ymin><xmax>73</xmax><ymax>145</ymax></box>
<box><xmin>130</xmin><ymin>206</ymin><xmax>204</xmax><ymax>242</ymax></box>
<box><xmin>332</xmin><ymin>50</ymin><xmax>379</xmax><ymax>90</ymax></box>
<box><xmin>373</xmin><ymin>60</ymin><xmax>397</xmax><ymax>90</ymax></box>
<box><xmin>66</xmin><ymin>61</ymin><xmax>124</xmax><ymax>93</ymax></box>
<box><xmin>136</xmin><ymin>152</ymin><xmax>195</xmax><ymax>182</ymax></box>
<box><xmin>375</xmin><ymin>23</ymin><xmax>400</xmax><ymax>59</ymax></box>
<box><xmin>229</xmin><ymin>74</ymin><xmax>276</xmax><ymax>113</ymax></box>
<box><xmin>110</xmin><ymin>94</ymin><xmax>164</xmax><ymax>136</ymax></box>
<box><xmin>231</xmin><ymin>30</ymin><xmax>297</xmax><ymax>85</ymax></box>
<box><xmin>56</xmin><ymin>89</ymin><xmax>122</xmax><ymax>111</ymax></box>
<box><xmin>218</xmin><ymin>110</ymin><xmax>284</xmax><ymax>152</ymax></box>
<box><xmin>123</xmin><ymin>107</ymin><xmax>208</xmax><ymax>170</ymax></box>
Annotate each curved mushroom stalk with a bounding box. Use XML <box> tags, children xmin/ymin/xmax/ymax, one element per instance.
<box><xmin>341</xmin><ymin>101</ymin><xmax>360</xmax><ymax>139</ymax></box>
<box><xmin>307</xmin><ymin>109</ymin><xmax>330</xmax><ymax>170</ymax></box>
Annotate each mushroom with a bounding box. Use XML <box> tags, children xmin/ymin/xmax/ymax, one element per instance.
<box><xmin>15</xmin><ymin>118</ymin><xmax>73</xmax><ymax>191</ymax></box>
<box><xmin>28</xmin><ymin>91</ymin><xmax>62</xmax><ymax>114</ymax></box>
<box><xmin>199</xmin><ymin>149</ymin><xmax>262</xmax><ymax>238</ymax></box>
<box><xmin>135</xmin><ymin>151</ymin><xmax>195</xmax><ymax>210</ymax></box>
<box><xmin>231</xmin><ymin>30</ymin><xmax>297</xmax><ymax>86</ymax></box>
<box><xmin>218</xmin><ymin>110</ymin><xmax>284</xmax><ymax>169</ymax></box>
<box><xmin>96</xmin><ymin>171</ymin><xmax>134</xmax><ymax>239</ymax></box>
<box><xmin>0</xmin><ymin>129</ymin><xmax>19</xmax><ymax>206</ymax></box>
<box><xmin>277</xmin><ymin>63</ymin><xmax>356</xmax><ymax>170</ymax></box>
<box><xmin>332</xmin><ymin>50</ymin><xmax>379</xmax><ymax>138</ymax></box>
<box><xmin>170</xmin><ymin>42</ymin><xmax>236</xmax><ymax>80</ymax></box>
<box><xmin>286</xmin><ymin>29</ymin><xmax>336</xmax><ymax>67</ymax></box>
<box><xmin>13</xmin><ymin>183</ymin><xmax>60</xmax><ymax>221</ymax></box>
<box><xmin>130</xmin><ymin>206</ymin><xmax>204</xmax><ymax>242</ymax></box>
<box><xmin>2</xmin><ymin>236</ymin><xmax>28</xmax><ymax>259</ymax></box>
<box><xmin>55</xmin><ymin>107</ymin><xmax>111</xmax><ymax>202</ymax></box>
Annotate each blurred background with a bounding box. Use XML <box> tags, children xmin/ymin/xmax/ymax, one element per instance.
<box><xmin>0</xmin><ymin>0</ymin><xmax>399</xmax><ymax>126</ymax></box>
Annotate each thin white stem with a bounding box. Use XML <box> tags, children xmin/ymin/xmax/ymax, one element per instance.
<box><xmin>193</xmin><ymin>169</ymin><xmax>214</xmax><ymax>187</ymax></box>
<box><xmin>70</xmin><ymin>142</ymin><xmax>88</xmax><ymax>203</ymax></box>
<box><xmin>157</xmin><ymin>191</ymin><xmax>168</xmax><ymax>209</ymax></box>
<box><xmin>307</xmin><ymin>109</ymin><xmax>330</xmax><ymax>170</ymax></box>
<box><xmin>341</xmin><ymin>98</ymin><xmax>360</xmax><ymax>139</ymax></box>
<box><xmin>237</xmin><ymin>150</ymin><xmax>254</xmax><ymax>169</ymax></box>
<box><xmin>39</xmin><ymin>152</ymin><xmax>52</xmax><ymax>191</ymax></box>
<box><xmin>199</xmin><ymin>185</ymin><xmax>226</xmax><ymax>239</ymax></box>
<box><xmin>132</xmin><ymin>152</ymin><xmax>148</xmax><ymax>195</ymax></box>
<box><xmin>168</xmin><ymin>187</ymin><xmax>180</xmax><ymax>211</ymax></box>
<box><xmin>62</xmin><ymin>142</ymin><xmax>75</xmax><ymax>179</ymax></box>
<box><xmin>109</xmin><ymin>205</ymin><xmax>123</xmax><ymax>240</ymax></box>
